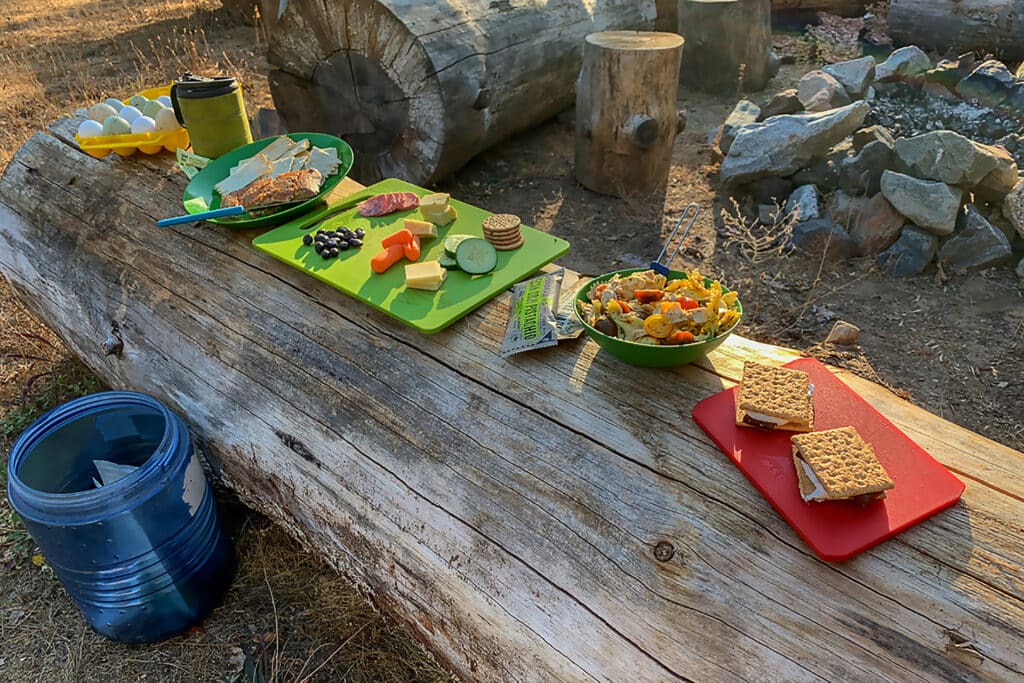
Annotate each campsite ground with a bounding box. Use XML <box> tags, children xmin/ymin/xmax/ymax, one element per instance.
<box><xmin>1</xmin><ymin>0</ymin><xmax>1022</xmax><ymax>680</ymax></box>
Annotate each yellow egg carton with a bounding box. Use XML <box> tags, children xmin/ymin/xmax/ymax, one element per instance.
<box><xmin>74</xmin><ymin>85</ymin><xmax>190</xmax><ymax>159</ymax></box>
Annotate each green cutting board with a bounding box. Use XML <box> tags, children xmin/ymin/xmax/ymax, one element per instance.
<box><xmin>252</xmin><ymin>179</ymin><xmax>570</xmax><ymax>334</ymax></box>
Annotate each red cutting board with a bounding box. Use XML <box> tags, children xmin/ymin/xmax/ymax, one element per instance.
<box><xmin>692</xmin><ymin>358</ymin><xmax>964</xmax><ymax>562</ymax></box>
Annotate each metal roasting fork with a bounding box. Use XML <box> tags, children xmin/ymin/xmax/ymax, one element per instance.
<box><xmin>650</xmin><ymin>203</ymin><xmax>700</xmax><ymax>276</ymax></box>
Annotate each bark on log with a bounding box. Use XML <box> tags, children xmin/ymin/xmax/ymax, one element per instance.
<box><xmin>267</xmin><ymin>0</ymin><xmax>657</xmax><ymax>185</ymax></box>
<box><xmin>3</xmin><ymin>120</ymin><xmax>1024</xmax><ymax>681</ymax></box>
<box><xmin>678</xmin><ymin>0</ymin><xmax>773</xmax><ymax>95</ymax></box>
<box><xmin>575</xmin><ymin>32</ymin><xmax>686</xmax><ymax>197</ymax></box>
<box><xmin>889</xmin><ymin>0</ymin><xmax>1024</xmax><ymax>61</ymax></box>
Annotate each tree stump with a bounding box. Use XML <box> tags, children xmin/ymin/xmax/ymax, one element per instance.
<box><xmin>890</xmin><ymin>0</ymin><xmax>1024</xmax><ymax>61</ymax></box>
<box><xmin>267</xmin><ymin>0</ymin><xmax>657</xmax><ymax>184</ymax></box>
<box><xmin>575</xmin><ymin>32</ymin><xmax>687</xmax><ymax>197</ymax></box>
<box><xmin>677</xmin><ymin>0</ymin><xmax>772</xmax><ymax>95</ymax></box>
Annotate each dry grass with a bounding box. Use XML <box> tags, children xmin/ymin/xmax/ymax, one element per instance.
<box><xmin>0</xmin><ymin>2</ymin><xmax>452</xmax><ymax>681</ymax></box>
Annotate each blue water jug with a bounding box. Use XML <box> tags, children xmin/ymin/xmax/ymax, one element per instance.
<box><xmin>7</xmin><ymin>391</ymin><xmax>235</xmax><ymax>643</ymax></box>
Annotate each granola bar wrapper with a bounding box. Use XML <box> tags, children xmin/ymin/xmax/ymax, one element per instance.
<box><xmin>500</xmin><ymin>269</ymin><xmax>562</xmax><ymax>357</ymax></box>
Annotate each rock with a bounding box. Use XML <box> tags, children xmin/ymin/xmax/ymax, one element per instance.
<box><xmin>828</xmin><ymin>191</ymin><xmax>869</xmax><ymax>231</ymax></box>
<box><xmin>850</xmin><ymin>193</ymin><xmax>905</xmax><ymax>255</ymax></box>
<box><xmin>791</xmin><ymin>158</ymin><xmax>840</xmax><ymax>192</ymax></box>
<box><xmin>759</xmin><ymin>89</ymin><xmax>803</xmax><ymax>120</ymax></box>
<box><xmin>746</xmin><ymin>177</ymin><xmax>794</xmax><ymax>205</ymax></box>
<box><xmin>875</xmin><ymin>46</ymin><xmax>931</xmax><ymax>82</ymax></box>
<box><xmin>758</xmin><ymin>204</ymin><xmax>780</xmax><ymax>225</ymax></box>
<box><xmin>720</xmin><ymin>102</ymin><xmax>870</xmax><ymax>185</ymax></box>
<box><xmin>923</xmin><ymin>60</ymin><xmax>963</xmax><ymax>91</ymax></box>
<box><xmin>974</xmin><ymin>143</ymin><xmax>1020</xmax><ymax>201</ymax></box>
<box><xmin>822</xmin><ymin>56</ymin><xmax>876</xmax><ymax>99</ymax></box>
<box><xmin>938</xmin><ymin>205</ymin><xmax>1013</xmax><ymax>270</ymax></box>
<box><xmin>839</xmin><ymin>140</ymin><xmax>893</xmax><ymax>196</ymax></box>
<box><xmin>893</xmin><ymin>131</ymin><xmax>1000</xmax><ymax>186</ymax></box>
<box><xmin>1004</xmin><ymin>85</ymin><xmax>1024</xmax><ymax>119</ymax></box>
<box><xmin>956</xmin><ymin>60</ymin><xmax>1015</xmax><ymax>107</ymax></box>
<box><xmin>1017</xmin><ymin>256</ymin><xmax>1024</xmax><ymax>280</ymax></box>
<box><xmin>921</xmin><ymin>81</ymin><xmax>960</xmax><ymax>102</ymax></box>
<box><xmin>852</xmin><ymin>125</ymin><xmax>894</xmax><ymax>154</ymax></box>
<box><xmin>1003</xmin><ymin>180</ymin><xmax>1024</xmax><ymax>239</ymax></box>
<box><xmin>876</xmin><ymin>225</ymin><xmax>938</xmax><ymax>276</ymax></box>
<box><xmin>824</xmin><ymin>320</ymin><xmax>861</xmax><ymax>345</ymax></box>
<box><xmin>957</xmin><ymin>52</ymin><xmax>978</xmax><ymax>77</ymax></box>
<box><xmin>788</xmin><ymin>218</ymin><xmax>856</xmax><ymax>261</ymax></box>
<box><xmin>880</xmin><ymin>171</ymin><xmax>962</xmax><ymax>236</ymax></box>
<box><xmin>767</xmin><ymin>50</ymin><xmax>782</xmax><ymax>79</ymax></box>
<box><xmin>721</xmin><ymin>100</ymin><xmax>761</xmax><ymax>154</ymax></box>
<box><xmin>797</xmin><ymin>70</ymin><xmax>852</xmax><ymax>112</ymax></box>
<box><xmin>986</xmin><ymin>205</ymin><xmax>1018</xmax><ymax>244</ymax></box>
<box><xmin>784</xmin><ymin>184</ymin><xmax>821</xmax><ymax>222</ymax></box>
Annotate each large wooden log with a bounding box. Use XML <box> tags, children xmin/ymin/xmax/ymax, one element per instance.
<box><xmin>2</xmin><ymin>121</ymin><xmax>1024</xmax><ymax>681</ymax></box>
<box><xmin>575</xmin><ymin>32</ymin><xmax>686</xmax><ymax>197</ymax></box>
<box><xmin>677</xmin><ymin>0</ymin><xmax>773</xmax><ymax>95</ymax></box>
<box><xmin>267</xmin><ymin>0</ymin><xmax>657</xmax><ymax>185</ymax></box>
<box><xmin>658</xmin><ymin>0</ymin><xmax>867</xmax><ymax>32</ymax></box>
<box><xmin>889</xmin><ymin>0</ymin><xmax>1024</xmax><ymax>61</ymax></box>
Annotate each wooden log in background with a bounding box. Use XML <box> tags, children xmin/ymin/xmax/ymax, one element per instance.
<box><xmin>267</xmin><ymin>0</ymin><xmax>657</xmax><ymax>185</ymax></box>
<box><xmin>657</xmin><ymin>0</ymin><xmax>867</xmax><ymax>34</ymax></box>
<box><xmin>575</xmin><ymin>32</ymin><xmax>686</xmax><ymax>197</ymax></box>
<box><xmin>2</xmin><ymin>118</ymin><xmax>1024</xmax><ymax>682</ymax></box>
<box><xmin>889</xmin><ymin>0</ymin><xmax>1024</xmax><ymax>62</ymax></box>
<box><xmin>677</xmin><ymin>0</ymin><xmax>773</xmax><ymax>94</ymax></box>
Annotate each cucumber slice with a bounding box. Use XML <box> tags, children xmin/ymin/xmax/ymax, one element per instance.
<box><xmin>443</xmin><ymin>234</ymin><xmax>474</xmax><ymax>257</ymax></box>
<box><xmin>454</xmin><ymin>238</ymin><xmax>497</xmax><ymax>275</ymax></box>
<box><xmin>438</xmin><ymin>253</ymin><xmax>460</xmax><ymax>270</ymax></box>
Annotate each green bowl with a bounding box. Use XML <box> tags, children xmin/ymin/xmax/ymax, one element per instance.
<box><xmin>574</xmin><ymin>268</ymin><xmax>743</xmax><ymax>368</ymax></box>
<box><xmin>181</xmin><ymin>132</ymin><xmax>354</xmax><ymax>229</ymax></box>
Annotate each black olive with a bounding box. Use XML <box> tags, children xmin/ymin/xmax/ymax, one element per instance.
<box><xmin>354</xmin><ymin>228</ymin><xmax>365</xmax><ymax>238</ymax></box>
<box><xmin>594</xmin><ymin>318</ymin><xmax>618</xmax><ymax>337</ymax></box>
<box><xmin>329</xmin><ymin>247</ymin><xmax>339</xmax><ymax>257</ymax></box>
<box><xmin>338</xmin><ymin>240</ymin><xmax>351</xmax><ymax>250</ymax></box>
<box><xmin>302</xmin><ymin>234</ymin><xmax>313</xmax><ymax>246</ymax></box>
<box><xmin>315</xmin><ymin>229</ymin><xmax>325</xmax><ymax>236</ymax></box>
<box><xmin>326</xmin><ymin>239</ymin><xmax>338</xmax><ymax>248</ymax></box>
<box><xmin>340</xmin><ymin>228</ymin><xmax>353</xmax><ymax>237</ymax></box>
<box><xmin>349</xmin><ymin>238</ymin><xmax>363</xmax><ymax>248</ymax></box>
<box><xmin>314</xmin><ymin>242</ymin><xmax>324</xmax><ymax>254</ymax></box>
<box><xmin>321</xmin><ymin>249</ymin><xmax>332</xmax><ymax>260</ymax></box>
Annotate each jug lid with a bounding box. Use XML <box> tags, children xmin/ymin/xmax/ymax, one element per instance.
<box><xmin>173</xmin><ymin>73</ymin><xmax>239</xmax><ymax>98</ymax></box>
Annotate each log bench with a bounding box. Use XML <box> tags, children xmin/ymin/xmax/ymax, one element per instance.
<box><xmin>1</xmin><ymin>118</ymin><xmax>1023</xmax><ymax>682</ymax></box>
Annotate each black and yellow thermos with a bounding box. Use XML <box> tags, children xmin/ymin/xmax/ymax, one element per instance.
<box><xmin>170</xmin><ymin>73</ymin><xmax>253</xmax><ymax>159</ymax></box>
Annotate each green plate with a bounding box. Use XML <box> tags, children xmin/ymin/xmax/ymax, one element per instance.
<box><xmin>574</xmin><ymin>268</ymin><xmax>743</xmax><ymax>368</ymax></box>
<box><xmin>181</xmin><ymin>133</ymin><xmax>354</xmax><ymax>229</ymax></box>
<box><xmin>252</xmin><ymin>178</ymin><xmax>571</xmax><ymax>334</ymax></box>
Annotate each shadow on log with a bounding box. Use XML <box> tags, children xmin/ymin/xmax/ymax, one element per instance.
<box><xmin>889</xmin><ymin>0</ymin><xmax>1024</xmax><ymax>62</ymax></box>
<box><xmin>267</xmin><ymin>0</ymin><xmax>657</xmax><ymax>185</ymax></box>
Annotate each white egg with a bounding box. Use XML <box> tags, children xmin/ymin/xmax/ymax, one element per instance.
<box><xmin>78</xmin><ymin>119</ymin><xmax>104</xmax><ymax>138</ymax></box>
<box><xmin>131</xmin><ymin>116</ymin><xmax>157</xmax><ymax>134</ymax></box>
<box><xmin>105</xmin><ymin>97</ymin><xmax>125</xmax><ymax>109</ymax></box>
<box><xmin>153</xmin><ymin>108</ymin><xmax>181</xmax><ymax>132</ymax></box>
<box><xmin>88</xmin><ymin>102</ymin><xmax>119</xmax><ymax>122</ymax></box>
<box><xmin>157</xmin><ymin>95</ymin><xmax>173</xmax><ymax>107</ymax></box>
<box><xmin>142</xmin><ymin>100</ymin><xmax>166</xmax><ymax>118</ymax></box>
<box><xmin>119</xmin><ymin>105</ymin><xmax>142</xmax><ymax>123</ymax></box>
<box><xmin>101</xmin><ymin>116</ymin><xmax>132</xmax><ymax>136</ymax></box>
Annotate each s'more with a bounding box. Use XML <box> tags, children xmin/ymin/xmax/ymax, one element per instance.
<box><xmin>735</xmin><ymin>362</ymin><xmax>814</xmax><ymax>432</ymax></box>
<box><xmin>792</xmin><ymin>427</ymin><xmax>895</xmax><ymax>504</ymax></box>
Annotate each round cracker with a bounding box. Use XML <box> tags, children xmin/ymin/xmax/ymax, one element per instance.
<box><xmin>485</xmin><ymin>233</ymin><xmax>524</xmax><ymax>246</ymax></box>
<box><xmin>491</xmin><ymin>236</ymin><xmax>524</xmax><ymax>251</ymax></box>
<box><xmin>483</xmin><ymin>213</ymin><xmax>521</xmax><ymax>232</ymax></box>
<box><xmin>484</xmin><ymin>231</ymin><xmax>522</xmax><ymax>241</ymax></box>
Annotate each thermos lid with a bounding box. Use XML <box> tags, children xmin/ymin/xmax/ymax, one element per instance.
<box><xmin>173</xmin><ymin>72</ymin><xmax>239</xmax><ymax>99</ymax></box>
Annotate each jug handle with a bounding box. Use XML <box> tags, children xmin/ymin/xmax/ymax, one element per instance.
<box><xmin>169</xmin><ymin>84</ymin><xmax>185</xmax><ymax>127</ymax></box>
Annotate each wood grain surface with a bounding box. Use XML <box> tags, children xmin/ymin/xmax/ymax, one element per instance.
<box><xmin>1</xmin><ymin>119</ymin><xmax>1022</xmax><ymax>682</ymax></box>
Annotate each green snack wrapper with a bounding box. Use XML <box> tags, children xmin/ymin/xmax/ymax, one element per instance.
<box><xmin>501</xmin><ymin>268</ymin><xmax>562</xmax><ymax>357</ymax></box>
<box><xmin>175</xmin><ymin>148</ymin><xmax>210</xmax><ymax>180</ymax></box>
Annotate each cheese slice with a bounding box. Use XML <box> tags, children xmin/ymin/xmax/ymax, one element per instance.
<box><xmin>423</xmin><ymin>205</ymin><xmax>458</xmax><ymax>226</ymax></box>
<box><xmin>404</xmin><ymin>219</ymin><xmax>437</xmax><ymax>238</ymax></box>
<box><xmin>405</xmin><ymin>261</ymin><xmax>447</xmax><ymax>290</ymax></box>
<box><xmin>420</xmin><ymin>193</ymin><xmax>457</xmax><ymax>225</ymax></box>
<box><xmin>215</xmin><ymin>154</ymin><xmax>273</xmax><ymax>195</ymax></box>
<box><xmin>259</xmin><ymin>135</ymin><xmax>299</xmax><ymax>163</ymax></box>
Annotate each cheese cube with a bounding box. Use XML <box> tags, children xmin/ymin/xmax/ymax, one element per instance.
<box><xmin>405</xmin><ymin>261</ymin><xmax>447</xmax><ymax>290</ymax></box>
<box><xmin>404</xmin><ymin>218</ymin><xmax>437</xmax><ymax>238</ymax></box>
<box><xmin>420</xmin><ymin>192</ymin><xmax>458</xmax><ymax>225</ymax></box>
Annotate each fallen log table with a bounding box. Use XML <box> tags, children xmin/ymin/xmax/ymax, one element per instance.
<box><xmin>2</xmin><ymin>119</ymin><xmax>1024</xmax><ymax>682</ymax></box>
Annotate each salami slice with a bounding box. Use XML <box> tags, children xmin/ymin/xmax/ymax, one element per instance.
<box><xmin>357</xmin><ymin>192</ymin><xmax>420</xmax><ymax>217</ymax></box>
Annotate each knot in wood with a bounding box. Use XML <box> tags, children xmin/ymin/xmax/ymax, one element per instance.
<box><xmin>653</xmin><ymin>541</ymin><xmax>675</xmax><ymax>562</ymax></box>
<box><xmin>101</xmin><ymin>336</ymin><xmax>123</xmax><ymax>357</ymax></box>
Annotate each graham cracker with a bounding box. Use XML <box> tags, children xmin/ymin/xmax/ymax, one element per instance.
<box><xmin>792</xmin><ymin>427</ymin><xmax>894</xmax><ymax>500</ymax></box>
<box><xmin>735</xmin><ymin>362</ymin><xmax>814</xmax><ymax>431</ymax></box>
<box><xmin>793</xmin><ymin>451</ymin><xmax>819</xmax><ymax>499</ymax></box>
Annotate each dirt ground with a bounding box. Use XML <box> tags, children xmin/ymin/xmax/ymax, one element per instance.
<box><xmin>2</xmin><ymin>1</ymin><xmax>1023</xmax><ymax>681</ymax></box>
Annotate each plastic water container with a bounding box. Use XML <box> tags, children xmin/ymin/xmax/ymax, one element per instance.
<box><xmin>6</xmin><ymin>392</ymin><xmax>235</xmax><ymax>643</ymax></box>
